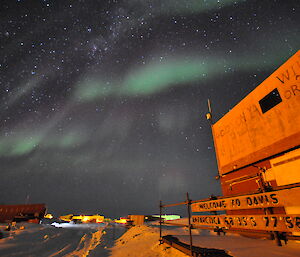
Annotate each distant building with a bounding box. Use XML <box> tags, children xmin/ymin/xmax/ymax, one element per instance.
<box><xmin>0</xmin><ymin>204</ymin><xmax>46</xmax><ymax>223</ymax></box>
<box><xmin>128</xmin><ymin>215</ymin><xmax>145</xmax><ymax>225</ymax></box>
<box><xmin>114</xmin><ymin>217</ymin><xmax>128</xmax><ymax>224</ymax></box>
<box><xmin>59</xmin><ymin>214</ymin><xmax>104</xmax><ymax>223</ymax></box>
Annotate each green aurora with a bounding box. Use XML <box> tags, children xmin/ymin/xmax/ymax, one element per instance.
<box><xmin>129</xmin><ymin>0</ymin><xmax>243</xmax><ymax>15</ymax></box>
<box><xmin>0</xmin><ymin>129</ymin><xmax>87</xmax><ymax>157</ymax></box>
<box><xmin>1</xmin><ymin>48</ymin><xmax>296</xmax><ymax>158</ymax></box>
<box><xmin>73</xmin><ymin>50</ymin><xmax>290</xmax><ymax>102</ymax></box>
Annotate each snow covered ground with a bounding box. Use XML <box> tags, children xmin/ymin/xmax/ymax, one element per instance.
<box><xmin>0</xmin><ymin>222</ymin><xmax>125</xmax><ymax>257</ymax></box>
<box><xmin>1</xmin><ymin>222</ymin><xmax>300</xmax><ymax>256</ymax></box>
<box><xmin>176</xmin><ymin>229</ymin><xmax>300</xmax><ymax>257</ymax></box>
<box><xmin>109</xmin><ymin>224</ymin><xmax>187</xmax><ymax>257</ymax></box>
<box><xmin>110</xmin><ymin>223</ymin><xmax>300</xmax><ymax>257</ymax></box>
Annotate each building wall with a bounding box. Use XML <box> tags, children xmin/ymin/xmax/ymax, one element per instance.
<box><xmin>213</xmin><ymin>50</ymin><xmax>300</xmax><ymax>175</ymax></box>
<box><xmin>0</xmin><ymin>204</ymin><xmax>46</xmax><ymax>223</ymax></box>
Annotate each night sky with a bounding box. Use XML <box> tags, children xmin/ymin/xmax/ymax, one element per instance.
<box><xmin>0</xmin><ymin>0</ymin><xmax>299</xmax><ymax>218</ymax></box>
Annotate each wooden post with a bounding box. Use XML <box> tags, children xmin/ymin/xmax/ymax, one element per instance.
<box><xmin>186</xmin><ymin>192</ymin><xmax>193</xmax><ymax>256</ymax></box>
<box><xmin>256</xmin><ymin>169</ymin><xmax>282</xmax><ymax>246</ymax></box>
<box><xmin>159</xmin><ymin>200</ymin><xmax>162</xmax><ymax>244</ymax></box>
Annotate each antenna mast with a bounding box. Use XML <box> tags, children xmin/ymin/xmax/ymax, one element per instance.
<box><xmin>206</xmin><ymin>99</ymin><xmax>212</xmax><ymax>122</ymax></box>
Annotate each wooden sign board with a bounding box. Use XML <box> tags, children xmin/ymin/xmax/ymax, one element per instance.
<box><xmin>192</xmin><ymin>214</ymin><xmax>300</xmax><ymax>233</ymax></box>
<box><xmin>212</xmin><ymin>50</ymin><xmax>300</xmax><ymax>175</ymax></box>
<box><xmin>191</xmin><ymin>186</ymin><xmax>300</xmax><ymax>212</ymax></box>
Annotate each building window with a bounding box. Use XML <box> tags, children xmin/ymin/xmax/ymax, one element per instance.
<box><xmin>259</xmin><ymin>88</ymin><xmax>282</xmax><ymax>114</ymax></box>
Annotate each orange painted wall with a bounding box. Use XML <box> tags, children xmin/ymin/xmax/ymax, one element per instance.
<box><xmin>212</xmin><ymin>50</ymin><xmax>300</xmax><ymax>175</ymax></box>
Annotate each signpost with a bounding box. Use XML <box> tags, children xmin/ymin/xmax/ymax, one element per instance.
<box><xmin>160</xmin><ymin>187</ymin><xmax>300</xmax><ymax>250</ymax></box>
<box><xmin>192</xmin><ymin>214</ymin><xmax>300</xmax><ymax>233</ymax></box>
<box><xmin>190</xmin><ymin>185</ymin><xmax>300</xmax><ymax>246</ymax></box>
<box><xmin>191</xmin><ymin>186</ymin><xmax>300</xmax><ymax>212</ymax></box>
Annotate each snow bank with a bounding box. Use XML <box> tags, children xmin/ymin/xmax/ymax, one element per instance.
<box><xmin>110</xmin><ymin>223</ymin><xmax>300</xmax><ymax>257</ymax></box>
<box><xmin>158</xmin><ymin>224</ymin><xmax>300</xmax><ymax>257</ymax></box>
<box><xmin>109</xmin><ymin>225</ymin><xmax>187</xmax><ymax>257</ymax></box>
<box><xmin>177</xmin><ymin>230</ymin><xmax>300</xmax><ymax>257</ymax></box>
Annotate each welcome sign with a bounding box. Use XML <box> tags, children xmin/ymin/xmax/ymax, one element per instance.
<box><xmin>191</xmin><ymin>186</ymin><xmax>300</xmax><ymax>212</ymax></box>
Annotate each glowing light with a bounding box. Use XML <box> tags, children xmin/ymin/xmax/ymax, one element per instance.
<box><xmin>59</xmin><ymin>214</ymin><xmax>105</xmax><ymax>223</ymax></box>
<box><xmin>60</xmin><ymin>214</ymin><xmax>73</xmax><ymax>222</ymax></box>
<box><xmin>152</xmin><ymin>214</ymin><xmax>181</xmax><ymax>221</ymax></box>
<box><xmin>82</xmin><ymin>216</ymin><xmax>90</xmax><ymax>222</ymax></box>
<box><xmin>114</xmin><ymin>218</ymin><xmax>128</xmax><ymax>224</ymax></box>
<box><xmin>44</xmin><ymin>213</ymin><xmax>53</xmax><ymax>219</ymax></box>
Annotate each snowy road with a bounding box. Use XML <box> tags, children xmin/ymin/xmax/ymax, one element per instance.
<box><xmin>0</xmin><ymin>223</ymin><xmax>126</xmax><ymax>257</ymax></box>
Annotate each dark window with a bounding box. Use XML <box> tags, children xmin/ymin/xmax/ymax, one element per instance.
<box><xmin>259</xmin><ymin>88</ymin><xmax>282</xmax><ymax>114</ymax></box>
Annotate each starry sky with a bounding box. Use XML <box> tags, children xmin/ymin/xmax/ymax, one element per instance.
<box><xmin>0</xmin><ymin>0</ymin><xmax>299</xmax><ymax>218</ymax></box>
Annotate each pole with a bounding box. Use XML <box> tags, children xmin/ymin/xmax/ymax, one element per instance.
<box><xmin>206</xmin><ymin>98</ymin><xmax>213</xmax><ymax>124</ymax></box>
<box><xmin>186</xmin><ymin>192</ymin><xmax>193</xmax><ymax>256</ymax></box>
<box><xmin>256</xmin><ymin>168</ymin><xmax>282</xmax><ymax>246</ymax></box>
<box><xmin>159</xmin><ymin>200</ymin><xmax>162</xmax><ymax>244</ymax></box>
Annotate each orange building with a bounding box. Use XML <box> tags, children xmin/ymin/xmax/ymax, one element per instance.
<box><xmin>211</xmin><ymin>50</ymin><xmax>300</xmax><ymax>216</ymax></box>
<box><xmin>59</xmin><ymin>214</ymin><xmax>105</xmax><ymax>223</ymax></box>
